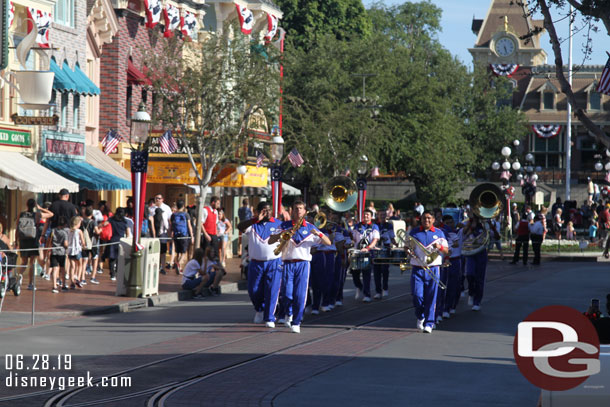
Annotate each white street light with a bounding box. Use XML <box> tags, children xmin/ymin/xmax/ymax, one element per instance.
<box><xmin>512</xmin><ymin>160</ymin><xmax>521</xmax><ymax>171</ymax></box>
<box><xmin>130</xmin><ymin>102</ymin><xmax>151</xmax><ymax>145</ymax></box>
<box><xmin>525</xmin><ymin>153</ymin><xmax>534</xmax><ymax>163</ymax></box>
<box><xmin>491</xmin><ymin>162</ymin><xmax>500</xmax><ymax>170</ymax></box>
<box><xmin>532</xmin><ymin>174</ymin><xmax>538</xmax><ymax>181</ymax></box>
<box><xmin>270</xmin><ymin>135</ymin><xmax>285</xmax><ymax>162</ymax></box>
<box><xmin>605</xmin><ymin>162</ymin><xmax>610</xmax><ymax>171</ymax></box>
<box><xmin>502</xmin><ymin>161</ymin><xmax>511</xmax><ymax>170</ymax></box>
<box><xmin>517</xmin><ymin>174</ymin><xmax>524</xmax><ymax>181</ymax></box>
<box><xmin>595</xmin><ymin>162</ymin><xmax>603</xmax><ymax>171</ymax></box>
<box><xmin>501</xmin><ymin>146</ymin><xmax>511</xmax><ymax>158</ymax></box>
<box><xmin>236</xmin><ymin>165</ymin><xmax>247</xmax><ymax>175</ymax></box>
<box><xmin>358</xmin><ymin>155</ymin><xmax>369</xmax><ymax>175</ymax></box>
<box><xmin>606</xmin><ymin>149</ymin><xmax>610</xmax><ymax>157</ymax></box>
<box><xmin>513</xmin><ymin>140</ymin><xmax>520</xmax><ymax>147</ymax></box>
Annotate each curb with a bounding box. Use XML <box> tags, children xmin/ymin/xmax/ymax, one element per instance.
<box><xmin>488</xmin><ymin>254</ymin><xmax>607</xmax><ymax>263</ymax></box>
<box><xmin>82</xmin><ymin>281</ymin><xmax>246</xmax><ymax>316</ymax></box>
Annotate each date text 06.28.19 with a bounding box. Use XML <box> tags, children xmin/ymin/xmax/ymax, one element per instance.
<box><xmin>5</xmin><ymin>354</ymin><xmax>72</xmax><ymax>371</ymax></box>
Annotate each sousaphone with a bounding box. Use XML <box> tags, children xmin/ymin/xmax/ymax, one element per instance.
<box><xmin>323</xmin><ymin>176</ymin><xmax>358</xmax><ymax>213</ymax></box>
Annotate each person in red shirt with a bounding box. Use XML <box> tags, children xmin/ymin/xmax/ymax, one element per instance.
<box><xmin>201</xmin><ymin>196</ymin><xmax>220</xmax><ymax>260</ymax></box>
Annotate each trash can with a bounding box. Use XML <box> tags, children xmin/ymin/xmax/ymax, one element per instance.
<box><xmin>116</xmin><ymin>237</ymin><xmax>160</xmax><ymax>297</ymax></box>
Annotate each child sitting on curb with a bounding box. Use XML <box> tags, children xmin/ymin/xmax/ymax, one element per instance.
<box><xmin>181</xmin><ymin>247</ymin><xmax>226</xmax><ymax>298</ymax></box>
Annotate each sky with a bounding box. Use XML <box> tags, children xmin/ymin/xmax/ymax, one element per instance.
<box><xmin>363</xmin><ymin>0</ymin><xmax>609</xmax><ymax>69</ymax></box>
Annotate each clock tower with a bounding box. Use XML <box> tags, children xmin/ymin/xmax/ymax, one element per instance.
<box><xmin>468</xmin><ymin>0</ymin><xmax>547</xmax><ymax>67</ymax></box>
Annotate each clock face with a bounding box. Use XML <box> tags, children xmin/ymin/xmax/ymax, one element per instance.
<box><xmin>495</xmin><ymin>37</ymin><xmax>515</xmax><ymax>57</ymax></box>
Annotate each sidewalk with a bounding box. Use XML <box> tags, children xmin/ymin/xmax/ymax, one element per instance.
<box><xmin>0</xmin><ymin>257</ymin><xmax>244</xmax><ymax>316</ymax></box>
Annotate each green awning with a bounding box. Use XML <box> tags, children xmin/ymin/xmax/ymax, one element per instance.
<box><xmin>50</xmin><ymin>58</ymin><xmax>79</xmax><ymax>93</ymax></box>
<box><xmin>42</xmin><ymin>159</ymin><xmax>131</xmax><ymax>191</ymax></box>
<box><xmin>71</xmin><ymin>63</ymin><xmax>101</xmax><ymax>96</ymax></box>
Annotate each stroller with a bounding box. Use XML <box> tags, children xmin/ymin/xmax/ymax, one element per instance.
<box><xmin>0</xmin><ymin>242</ymin><xmax>21</xmax><ymax>298</ymax></box>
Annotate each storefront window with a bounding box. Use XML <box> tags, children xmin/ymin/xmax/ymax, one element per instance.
<box><xmin>530</xmin><ymin>132</ymin><xmax>564</xmax><ymax>168</ymax></box>
<box><xmin>73</xmin><ymin>94</ymin><xmax>80</xmax><ymax>128</ymax></box>
<box><xmin>61</xmin><ymin>93</ymin><xmax>69</xmax><ymax>127</ymax></box>
<box><xmin>590</xmin><ymin>92</ymin><xmax>601</xmax><ymax>110</ymax></box>
<box><xmin>55</xmin><ymin>0</ymin><xmax>75</xmax><ymax>28</ymax></box>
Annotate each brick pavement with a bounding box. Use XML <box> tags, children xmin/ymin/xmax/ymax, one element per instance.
<box><xmin>0</xmin><ymin>257</ymin><xmax>243</xmax><ymax>314</ymax></box>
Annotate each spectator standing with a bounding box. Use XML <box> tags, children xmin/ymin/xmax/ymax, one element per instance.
<box><xmin>102</xmin><ymin>208</ymin><xmax>131</xmax><ymax>281</ymax></box>
<box><xmin>553</xmin><ymin>208</ymin><xmax>564</xmax><ymax>241</ymax></box>
<box><xmin>41</xmin><ymin>188</ymin><xmax>78</xmax><ymax>241</ymax></box>
<box><xmin>49</xmin><ymin>217</ymin><xmax>69</xmax><ymax>293</ymax></box>
<box><xmin>414</xmin><ymin>201</ymin><xmax>424</xmax><ymax>216</ymax></box>
<box><xmin>590</xmin><ymin>220</ymin><xmax>599</xmax><ymax>242</ymax></box>
<box><xmin>217</xmin><ymin>209</ymin><xmax>232</xmax><ymax>267</ymax></box>
<box><xmin>367</xmin><ymin>202</ymin><xmax>377</xmax><ymax>219</ymax></box>
<box><xmin>201</xmin><ymin>196</ymin><xmax>220</xmax><ymax>260</ymax></box>
<box><xmin>237</xmin><ymin>198</ymin><xmax>252</xmax><ymax>256</ymax></box>
<box><xmin>170</xmin><ymin>200</ymin><xmax>193</xmax><ymax>274</ymax></box>
<box><xmin>67</xmin><ymin>216</ymin><xmax>85</xmax><ymax>288</ymax></box>
<box><xmin>511</xmin><ymin>209</ymin><xmax>531</xmax><ymax>265</ymax></box>
<box><xmin>16</xmin><ymin>199</ymin><xmax>52</xmax><ymax>290</ymax></box>
<box><xmin>551</xmin><ymin>197</ymin><xmax>563</xmax><ymax>219</ymax></box>
<box><xmin>588</xmin><ymin>177</ymin><xmax>595</xmax><ymax>205</ymax></box>
<box><xmin>81</xmin><ymin>206</ymin><xmax>99</xmax><ymax>284</ymax></box>
<box><xmin>598</xmin><ymin>205</ymin><xmax>610</xmax><ymax>246</ymax></box>
<box><xmin>385</xmin><ymin>203</ymin><xmax>395</xmax><ymax>219</ymax></box>
<box><xmin>529</xmin><ymin>214</ymin><xmax>546</xmax><ymax>265</ymax></box>
<box><xmin>151</xmin><ymin>194</ymin><xmax>172</xmax><ymax>273</ymax></box>
<box><xmin>566</xmin><ymin>221</ymin><xmax>575</xmax><ymax>240</ymax></box>
<box><xmin>390</xmin><ymin>209</ymin><xmax>401</xmax><ymax>221</ymax></box>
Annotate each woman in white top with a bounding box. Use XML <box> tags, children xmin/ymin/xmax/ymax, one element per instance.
<box><xmin>553</xmin><ymin>208</ymin><xmax>564</xmax><ymax>241</ymax></box>
<box><xmin>216</xmin><ymin>209</ymin><xmax>232</xmax><ymax>267</ymax></box>
<box><xmin>67</xmin><ymin>216</ymin><xmax>85</xmax><ymax>289</ymax></box>
<box><xmin>182</xmin><ymin>247</ymin><xmax>226</xmax><ymax>297</ymax></box>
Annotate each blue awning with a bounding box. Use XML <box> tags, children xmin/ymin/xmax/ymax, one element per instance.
<box><xmin>50</xmin><ymin>58</ymin><xmax>79</xmax><ymax>93</ymax></box>
<box><xmin>71</xmin><ymin>63</ymin><xmax>101</xmax><ymax>96</ymax></box>
<box><xmin>41</xmin><ymin>159</ymin><xmax>131</xmax><ymax>191</ymax></box>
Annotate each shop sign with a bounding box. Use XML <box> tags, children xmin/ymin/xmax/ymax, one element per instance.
<box><xmin>147</xmin><ymin>161</ymin><xmax>202</xmax><ymax>184</ymax></box>
<box><xmin>211</xmin><ymin>165</ymin><xmax>267</xmax><ymax>188</ymax></box>
<box><xmin>11</xmin><ymin>114</ymin><xmax>59</xmax><ymax>126</ymax></box>
<box><xmin>148</xmin><ymin>133</ymin><xmax>191</xmax><ymax>158</ymax></box>
<box><xmin>0</xmin><ymin>127</ymin><xmax>31</xmax><ymax>147</ymax></box>
<box><xmin>43</xmin><ymin>131</ymin><xmax>86</xmax><ymax>160</ymax></box>
<box><xmin>46</xmin><ymin>138</ymin><xmax>84</xmax><ymax>157</ymax></box>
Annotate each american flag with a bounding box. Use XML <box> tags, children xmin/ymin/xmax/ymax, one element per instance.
<box><xmin>256</xmin><ymin>151</ymin><xmax>265</xmax><ymax>168</ymax></box>
<box><xmin>288</xmin><ymin>148</ymin><xmax>304</xmax><ymax>168</ymax></box>
<box><xmin>597</xmin><ymin>55</ymin><xmax>610</xmax><ymax>96</ymax></box>
<box><xmin>160</xmin><ymin>130</ymin><xmax>178</xmax><ymax>154</ymax></box>
<box><xmin>101</xmin><ymin>129</ymin><xmax>121</xmax><ymax>155</ymax></box>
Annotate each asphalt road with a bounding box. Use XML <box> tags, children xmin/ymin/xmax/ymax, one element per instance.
<box><xmin>0</xmin><ymin>260</ymin><xmax>607</xmax><ymax>406</ymax></box>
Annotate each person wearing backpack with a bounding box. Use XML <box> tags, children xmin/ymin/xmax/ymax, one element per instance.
<box><xmin>80</xmin><ymin>206</ymin><xmax>100</xmax><ymax>284</ymax></box>
<box><xmin>16</xmin><ymin>199</ymin><xmax>52</xmax><ymax>290</ymax></box>
<box><xmin>170</xmin><ymin>200</ymin><xmax>193</xmax><ymax>274</ymax></box>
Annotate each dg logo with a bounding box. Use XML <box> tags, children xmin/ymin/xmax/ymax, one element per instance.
<box><xmin>513</xmin><ymin>305</ymin><xmax>600</xmax><ymax>391</ymax></box>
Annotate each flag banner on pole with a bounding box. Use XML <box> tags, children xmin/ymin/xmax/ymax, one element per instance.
<box><xmin>596</xmin><ymin>55</ymin><xmax>610</xmax><ymax>96</ymax></box>
<box><xmin>160</xmin><ymin>130</ymin><xmax>178</xmax><ymax>154</ymax></box>
<box><xmin>101</xmin><ymin>129</ymin><xmax>122</xmax><ymax>155</ymax></box>
<box><xmin>490</xmin><ymin>64</ymin><xmax>519</xmax><ymax>77</ymax></box>
<box><xmin>288</xmin><ymin>148</ymin><xmax>304</xmax><ymax>168</ymax></box>
<box><xmin>256</xmin><ymin>151</ymin><xmax>265</xmax><ymax>168</ymax></box>
<box><xmin>163</xmin><ymin>4</ymin><xmax>181</xmax><ymax>38</ymax></box>
<box><xmin>271</xmin><ymin>165</ymin><xmax>282</xmax><ymax>218</ymax></box>
<box><xmin>143</xmin><ymin>0</ymin><xmax>162</xmax><ymax>28</ymax></box>
<box><xmin>27</xmin><ymin>8</ymin><xmax>52</xmax><ymax>48</ymax></box>
<box><xmin>272</xmin><ymin>27</ymin><xmax>286</xmax><ymax>51</ymax></box>
<box><xmin>265</xmin><ymin>13</ymin><xmax>278</xmax><ymax>41</ymax></box>
<box><xmin>181</xmin><ymin>10</ymin><xmax>198</xmax><ymax>40</ymax></box>
<box><xmin>235</xmin><ymin>3</ymin><xmax>254</xmax><ymax>35</ymax></box>
<box><xmin>356</xmin><ymin>178</ymin><xmax>367</xmax><ymax>223</ymax></box>
<box><xmin>532</xmin><ymin>124</ymin><xmax>561</xmax><ymax>139</ymax></box>
<box><xmin>131</xmin><ymin>151</ymin><xmax>149</xmax><ymax>252</ymax></box>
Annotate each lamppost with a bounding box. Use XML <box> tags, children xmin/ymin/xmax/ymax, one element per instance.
<box><xmin>521</xmin><ymin>153</ymin><xmax>540</xmax><ymax>207</ymax></box>
<box><xmin>127</xmin><ymin>102</ymin><xmax>151</xmax><ymax>297</ymax></box>
<box><xmin>356</xmin><ymin>155</ymin><xmax>369</xmax><ymax>222</ymax></box>
<box><xmin>270</xmin><ymin>133</ymin><xmax>285</xmax><ymax>218</ymax></box>
<box><xmin>491</xmin><ymin>141</ymin><xmax>521</xmax><ymax>232</ymax></box>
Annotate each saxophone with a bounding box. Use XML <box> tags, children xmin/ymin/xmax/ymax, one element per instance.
<box><xmin>273</xmin><ymin>216</ymin><xmax>305</xmax><ymax>256</ymax></box>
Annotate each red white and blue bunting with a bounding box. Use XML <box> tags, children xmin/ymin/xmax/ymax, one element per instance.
<box><xmin>8</xmin><ymin>2</ymin><xmax>14</xmax><ymax>28</ymax></box>
<box><xmin>27</xmin><ymin>8</ymin><xmax>52</xmax><ymax>48</ymax></box>
<box><xmin>532</xmin><ymin>124</ymin><xmax>562</xmax><ymax>139</ymax></box>
<box><xmin>181</xmin><ymin>10</ymin><xmax>198</xmax><ymax>40</ymax></box>
<box><xmin>490</xmin><ymin>64</ymin><xmax>519</xmax><ymax>77</ymax></box>
<box><xmin>163</xmin><ymin>4</ymin><xmax>181</xmax><ymax>38</ymax></box>
<box><xmin>265</xmin><ymin>13</ymin><xmax>278</xmax><ymax>41</ymax></box>
<box><xmin>235</xmin><ymin>4</ymin><xmax>254</xmax><ymax>35</ymax></box>
<box><xmin>143</xmin><ymin>0</ymin><xmax>162</xmax><ymax>29</ymax></box>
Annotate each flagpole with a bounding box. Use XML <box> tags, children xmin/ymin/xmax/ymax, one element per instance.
<box><xmin>565</xmin><ymin>4</ymin><xmax>573</xmax><ymax>201</ymax></box>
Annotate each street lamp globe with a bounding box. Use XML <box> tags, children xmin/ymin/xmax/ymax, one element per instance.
<box><xmin>358</xmin><ymin>155</ymin><xmax>369</xmax><ymax>175</ymax></box>
<box><xmin>491</xmin><ymin>162</ymin><xmax>500</xmax><ymax>170</ymax></box>
<box><xmin>532</xmin><ymin>174</ymin><xmax>538</xmax><ymax>181</ymax></box>
<box><xmin>525</xmin><ymin>153</ymin><xmax>534</xmax><ymax>163</ymax></box>
<box><xmin>501</xmin><ymin>146</ymin><xmax>511</xmax><ymax>158</ymax></box>
<box><xmin>512</xmin><ymin>160</ymin><xmax>521</xmax><ymax>171</ymax></box>
<box><xmin>605</xmin><ymin>162</ymin><xmax>610</xmax><ymax>171</ymax></box>
<box><xmin>236</xmin><ymin>165</ymin><xmax>247</xmax><ymax>175</ymax></box>
<box><xmin>513</xmin><ymin>140</ymin><xmax>520</xmax><ymax>147</ymax></box>
<box><xmin>517</xmin><ymin>174</ymin><xmax>524</xmax><ymax>181</ymax></box>
<box><xmin>595</xmin><ymin>162</ymin><xmax>603</xmax><ymax>171</ymax></box>
<box><xmin>270</xmin><ymin>135</ymin><xmax>285</xmax><ymax>162</ymax></box>
<box><xmin>502</xmin><ymin>161</ymin><xmax>511</xmax><ymax>170</ymax></box>
<box><xmin>606</xmin><ymin>149</ymin><xmax>610</xmax><ymax>157</ymax></box>
<box><xmin>130</xmin><ymin>102</ymin><xmax>151</xmax><ymax>145</ymax></box>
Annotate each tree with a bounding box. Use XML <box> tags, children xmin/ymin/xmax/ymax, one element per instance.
<box><xmin>274</xmin><ymin>0</ymin><xmax>371</xmax><ymax>50</ymax></box>
<box><xmin>142</xmin><ymin>24</ymin><xmax>279</xmax><ymax>247</ymax></box>
<box><xmin>526</xmin><ymin>1</ymin><xmax>610</xmax><ymax>146</ymax></box>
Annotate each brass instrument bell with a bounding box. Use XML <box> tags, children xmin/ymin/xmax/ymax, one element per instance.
<box><xmin>323</xmin><ymin>176</ymin><xmax>358</xmax><ymax>212</ymax></box>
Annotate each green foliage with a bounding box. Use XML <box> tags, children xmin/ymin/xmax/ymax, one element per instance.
<box><xmin>274</xmin><ymin>0</ymin><xmax>371</xmax><ymax>50</ymax></box>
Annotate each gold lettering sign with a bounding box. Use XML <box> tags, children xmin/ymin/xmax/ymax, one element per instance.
<box><xmin>11</xmin><ymin>114</ymin><xmax>59</xmax><ymax>126</ymax></box>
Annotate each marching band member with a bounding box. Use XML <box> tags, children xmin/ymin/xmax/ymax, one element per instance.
<box><xmin>334</xmin><ymin>213</ymin><xmax>353</xmax><ymax>306</ymax></box>
<box><xmin>410</xmin><ymin>211</ymin><xmax>448</xmax><ymax>333</ymax></box>
<box><xmin>311</xmin><ymin>209</ymin><xmax>337</xmax><ymax>313</ymax></box>
<box><xmin>373</xmin><ymin>211</ymin><xmax>395</xmax><ymax>299</ymax></box>
<box><xmin>237</xmin><ymin>202</ymin><xmax>283</xmax><ymax>328</ymax></box>
<box><xmin>463</xmin><ymin>216</ymin><xmax>496</xmax><ymax>311</ymax></box>
<box><xmin>440</xmin><ymin>215</ymin><xmax>463</xmax><ymax>317</ymax></box>
<box><xmin>351</xmin><ymin>209</ymin><xmax>380</xmax><ymax>303</ymax></box>
<box><xmin>270</xmin><ymin>201</ymin><xmax>331</xmax><ymax>334</ymax></box>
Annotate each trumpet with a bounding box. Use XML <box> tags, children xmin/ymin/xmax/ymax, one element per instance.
<box><xmin>273</xmin><ymin>216</ymin><xmax>305</xmax><ymax>256</ymax></box>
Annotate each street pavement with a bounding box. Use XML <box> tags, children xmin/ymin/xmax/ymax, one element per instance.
<box><xmin>0</xmin><ymin>259</ymin><xmax>607</xmax><ymax>406</ymax></box>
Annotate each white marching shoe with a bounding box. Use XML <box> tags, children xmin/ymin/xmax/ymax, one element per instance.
<box><xmin>383</xmin><ymin>290</ymin><xmax>389</xmax><ymax>297</ymax></box>
<box><xmin>265</xmin><ymin>321</ymin><xmax>275</xmax><ymax>328</ymax></box>
<box><xmin>320</xmin><ymin>306</ymin><xmax>331</xmax><ymax>312</ymax></box>
<box><xmin>373</xmin><ymin>293</ymin><xmax>381</xmax><ymax>300</ymax></box>
<box><xmin>363</xmin><ymin>296</ymin><xmax>372</xmax><ymax>303</ymax></box>
<box><xmin>355</xmin><ymin>288</ymin><xmax>363</xmax><ymax>300</ymax></box>
<box><xmin>472</xmin><ymin>305</ymin><xmax>481</xmax><ymax>311</ymax></box>
<box><xmin>311</xmin><ymin>309</ymin><xmax>320</xmax><ymax>315</ymax></box>
<box><xmin>423</xmin><ymin>326</ymin><xmax>433</xmax><ymax>334</ymax></box>
<box><xmin>436</xmin><ymin>315</ymin><xmax>442</xmax><ymax>324</ymax></box>
<box><xmin>253</xmin><ymin>311</ymin><xmax>264</xmax><ymax>324</ymax></box>
<box><xmin>291</xmin><ymin>325</ymin><xmax>301</xmax><ymax>334</ymax></box>
<box><xmin>416</xmin><ymin>319</ymin><xmax>425</xmax><ymax>331</ymax></box>
<box><xmin>468</xmin><ymin>296</ymin><xmax>474</xmax><ymax>306</ymax></box>
<box><xmin>442</xmin><ymin>311</ymin><xmax>450</xmax><ymax>319</ymax></box>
